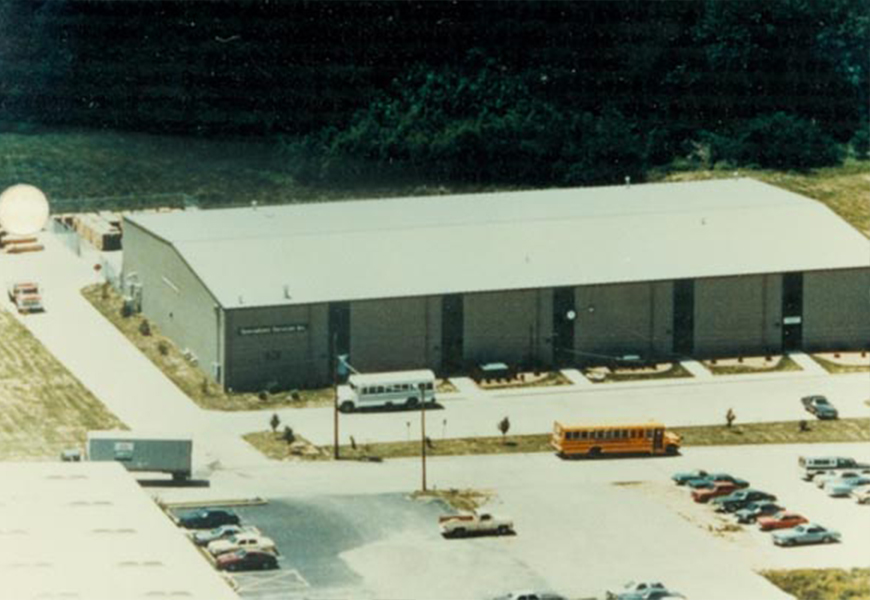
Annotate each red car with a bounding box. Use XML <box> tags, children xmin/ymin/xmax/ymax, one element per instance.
<box><xmin>757</xmin><ymin>511</ymin><xmax>808</xmax><ymax>532</ymax></box>
<box><xmin>215</xmin><ymin>549</ymin><xmax>278</xmax><ymax>572</ymax></box>
<box><xmin>692</xmin><ymin>482</ymin><xmax>738</xmax><ymax>503</ymax></box>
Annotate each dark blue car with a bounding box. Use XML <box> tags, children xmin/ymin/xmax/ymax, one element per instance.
<box><xmin>177</xmin><ymin>508</ymin><xmax>240</xmax><ymax>530</ymax></box>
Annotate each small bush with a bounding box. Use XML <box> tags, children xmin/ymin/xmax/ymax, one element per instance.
<box><xmin>138</xmin><ymin>319</ymin><xmax>152</xmax><ymax>336</ymax></box>
<box><xmin>282</xmin><ymin>426</ymin><xmax>295</xmax><ymax>444</ymax></box>
<box><xmin>157</xmin><ymin>341</ymin><xmax>169</xmax><ymax>356</ymax></box>
<box><xmin>120</xmin><ymin>303</ymin><xmax>133</xmax><ymax>318</ymax></box>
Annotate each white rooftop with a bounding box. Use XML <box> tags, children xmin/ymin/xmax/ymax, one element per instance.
<box><xmin>0</xmin><ymin>462</ymin><xmax>238</xmax><ymax>600</ymax></box>
<box><xmin>125</xmin><ymin>178</ymin><xmax>870</xmax><ymax>308</ymax></box>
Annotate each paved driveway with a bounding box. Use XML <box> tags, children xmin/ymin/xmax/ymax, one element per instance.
<box><xmin>157</xmin><ymin>442</ymin><xmax>870</xmax><ymax>600</ymax></box>
<box><xmin>0</xmin><ymin>234</ymin><xmax>268</xmax><ymax>471</ymax></box>
<box><xmin>212</xmin><ymin>371</ymin><xmax>870</xmax><ymax>446</ymax></box>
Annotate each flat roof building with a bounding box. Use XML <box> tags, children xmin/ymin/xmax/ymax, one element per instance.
<box><xmin>0</xmin><ymin>462</ymin><xmax>239</xmax><ymax>600</ymax></box>
<box><xmin>122</xmin><ymin>179</ymin><xmax>870</xmax><ymax>390</ymax></box>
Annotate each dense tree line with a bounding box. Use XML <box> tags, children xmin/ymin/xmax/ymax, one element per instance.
<box><xmin>0</xmin><ymin>1</ymin><xmax>867</xmax><ymax>184</ymax></box>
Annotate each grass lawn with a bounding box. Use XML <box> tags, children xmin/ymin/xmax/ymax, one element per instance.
<box><xmin>811</xmin><ymin>355</ymin><xmax>870</xmax><ymax>374</ymax></box>
<box><xmin>410</xmin><ymin>488</ymin><xmax>493</xmax><ymax>512</ymax></box>
<box><xmin>244</xmin><ymin>417</ymin><xmax>870</xmax><ymax>461</ymax></box>
<box><xmin>476</xmin><ymin>371</ymin><xmax>571</xmax><ymax>390</ymax></box>
<box><xmin>588</xmin><ymin>362</ymin><xmax>692</xmax><ymax>383</ymax></box>
<box><xmin>0</xmin><ymin>309</ymin><xmax>126</xmax><ymax>459</ymax></box>
<box><xmin>0</xmin><ymin>129</ymin><xmax>493</xmax><ymax>211</ymax></box>
<box><xmin>81</xmin><ymin>284</ymin><xmax>334</xmax><ymax>411</ymax></box>
<box><xmin>657</xmin><ymin>160</ymin><xmax>870</xmax><ymax>237</ymax></box>
<box><xmin>242</xmin><ymin>431</ymin><xmax>331</xmax><ymax>461</ymax></box>
<box><xmin>706</xmin><ymin>355</ymin><xmax>802</xmax><ymax>376</ymax></box>
<box><xmin>762</xmin><ymin>568</ymin><xmax>870</xmax><ymax>600</ymax></box>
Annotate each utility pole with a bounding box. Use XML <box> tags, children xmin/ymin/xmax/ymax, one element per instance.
<box><xmin>332</xmin><ymin>332</ymin><xmax>339</xmax><ymax>460</ymax></box>
<box><xmin>419</xmin><ymin>382</ymin><xmax>427</xmax><ymax>492</ymax></box>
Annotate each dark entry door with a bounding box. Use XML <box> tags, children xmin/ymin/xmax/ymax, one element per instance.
<box><xmin>552</xmin><ymin>287</ymin><xmax>576</xmax><ymax>367</ymax></box>
<box><xmin>672</xmin><ymin>280</ymin><xmax>694</xmax><ymax>356</ymax></box>
<box><xmin>441</xmin><ymin>294</ymin><xmax>464</xmax><ymax>373</ymax></box>
<box><xmin>653</xmin><ymin>429</ymin><xmax>663</xmax><ymax>451</ymax></box>
<box><xmin>781</xmin><ymin>273</ymin><xmax>803</xmax><ymax>351</ymax></box>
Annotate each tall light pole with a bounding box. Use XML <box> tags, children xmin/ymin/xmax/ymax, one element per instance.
<box><xmin>419</xmin><ymin>382</ymin><xmax>427</xmax><ymax>492</ymax></box>
<box><xmin>332</xmin><ymin>333</ymin><xmax>339</xmax><ymax>460</ymax></box>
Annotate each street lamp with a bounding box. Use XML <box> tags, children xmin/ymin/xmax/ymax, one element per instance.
<box><xmin>419</xmin><ymin>382</ymin><xmax>427</xmax><ymax>492</ymax></box>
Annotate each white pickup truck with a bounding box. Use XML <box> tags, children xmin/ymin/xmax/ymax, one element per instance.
<box><xmin>439</xmin><ymin>512</ymin><xmax>515</xmax><ymax>538</ymax></box>
<box><xmin>207</xmin><ymin>532</ymin><xmax>277</xmax><ymax>557</ymax></box>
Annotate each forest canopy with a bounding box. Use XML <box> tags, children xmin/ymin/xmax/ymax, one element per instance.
<box><xmin>1</xmin><ymin>0</ymin><xmax>867</xmax><ymax>185</ymax></box>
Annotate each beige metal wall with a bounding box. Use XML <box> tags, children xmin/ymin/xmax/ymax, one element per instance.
<box><xmin>463</xmin><ymin>289</ymin><xmax>552</xmax><ymax>365</ymax></box>
<box><xmin>573</xmin><ymin>281</ymin><xmax>672</xmax><ymax>359</ymax></box>
<box><xmin>693</xmin><ymin>274</ymin><xmax>782</xmax><ymax>356</ymax></box>
<box><xmin>349</xmin><ymin>296</ymin><xmax>442</xmax><ymax>372</ymax></box>
<box><xmin>122</xmin><ymin>221</ymin><xmax>220</xmax><ymax>379</ymax></box>
<box><xmin>803</xmin><ymin>268</ymin><xmax>870</xmax><ymax>350</ymax></box>
<box><xmin>224</xmin><ymin>304</ymin><xmax>329</xmax><ymax>391</ymax></box>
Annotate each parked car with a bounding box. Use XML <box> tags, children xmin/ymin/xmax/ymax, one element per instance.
<box><xmin>772</xmin><ymin>523</ymin><xmax>840</xmax><ymax>546</ymax></box>
<box><xmin>439</xmin><ymin>513</ymin><xmax>515</xmax><ymax>538</ymax></box>
<box><xmin>825</xmin><ymin>476</ymin><xmax>870</xmax><ymax>497</ymax></box>
<box><xmin>851</xmin><ymin>484</ymin><xmax>870</xmax><ymax>504</ymax></box>
<box><xmin>685</xmin><ymin>473</ymin><xmax>749</xmax><ymax>490</ymax></box>
<box><xmin>177</xmin><ymin>508</ymin><xmax>240</xmax><ymax>530</ymax></box>
<box><xmin>215</xmin><ymin>549</ymin><xmax>279</xmax><ymax>572</ymax></box>
<box><xmin>605</xmin><ymin>581</ymin><xmax>684</xmax><ymax>600</ymax></box>
<box><xmin>671</xmin><ymin>469</ymin><xmax>708</xmax><ymax>485</ymax></box>
<box><xmin>757</xmin><ymin>511</ymin><xmax>808</xmax><ymax>531</ymax></box>
<box><xmin>801</xmin><ymin>395</ymin><xmax>838</xmax><ymax>420</ymax></box>
<box><xmin>734</xmin><ymin>501</ymin><xmax>784</xmax><ymax>524</ymax></box>
<box><xmin>192</xmin><ymin>524</ymin><xmax>259</xmax><ymax>547</ymax></box>
<box><xmin>692</xmin><ymin>482</ymin><xmax>739</xmax><ymax>503</ymax></box>
<box><xmin>712</xmin><ymin>489</ymin><xmax>777</xmax><ymax>512</ymax></box>
<box><xmin>814</xmin><ymin>469</ymin><xmax>870</xmax><ymax>489</ymax></box>
<box><xmin>208</xmin><ymin>532</ymin><xmax>277</xmax><ymax>557</ymax></box>
<box><xmin>492</xmin><ymin>591</ymin><xmax>567</xmax><ymax>600</ymax></box>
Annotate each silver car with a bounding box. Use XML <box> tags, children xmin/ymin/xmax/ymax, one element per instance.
<box><xmin>772</xmin><ymin>523</ymin><xmax>841</xmax><ymax>546</ymax></box>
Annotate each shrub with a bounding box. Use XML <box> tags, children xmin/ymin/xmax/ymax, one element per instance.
<box><xmin>138</xmin><ymin>319</ymin><xmax>151</xmax><ymax>336</ymax></box>
<box><xmin>157</xmin><ymin>341</ymin><xmax>169</xmax><ymax>356</ymax></box>
<box><xmin>282</xmin><ymin>426</ymin><xmax>295</xmax><ymax>444</ymax></box>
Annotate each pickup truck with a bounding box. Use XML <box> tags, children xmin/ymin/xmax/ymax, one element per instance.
<box><xmin>7</xmin><ymin>281</ymin><xmax>43</xmax><ymax>314</ymax></box>
<box><xmin>801</xmin><ymin>395</ymin><xmax>838</xmax><ymax>419</ymax></box>
<box><xmin>208</xmin><ymin>531</ymin><xmax>278</xmax><ymax>557</ymax></box>
<box><xmin>439</xmin><ymin>513</ymin><xmax>515</xmax><ymax>538</ymax></box>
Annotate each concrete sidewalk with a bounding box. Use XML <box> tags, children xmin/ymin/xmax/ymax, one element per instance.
<box><xmin>789</xmin><ymin>351</ymin><xmax>829</xmax><ymax>375</ymax></box>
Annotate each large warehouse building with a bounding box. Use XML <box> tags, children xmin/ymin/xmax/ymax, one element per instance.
<box><xmin>122</xmin><ymin>178</ymin><xmax>870</xmax><ymax>391</ymax></box>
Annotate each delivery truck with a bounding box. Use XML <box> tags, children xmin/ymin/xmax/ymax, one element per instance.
<box><xmin>87</xmin><ymin>431</ymin><xmax>193</xmax><ymax>481</ymax></box>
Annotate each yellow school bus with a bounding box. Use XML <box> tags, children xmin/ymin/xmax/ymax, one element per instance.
<box><xmin>551</xmin><ymin>421</ymin><xmax>681</xmax><ymax>458</ymax></box>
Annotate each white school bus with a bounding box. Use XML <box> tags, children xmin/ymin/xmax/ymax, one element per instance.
<box><xmin>338</xmin><ymin>369</ymin><xmax>436</xmax><ymax>413</ymax></box>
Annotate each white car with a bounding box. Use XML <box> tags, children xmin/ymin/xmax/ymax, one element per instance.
<box><xmin>208</xmin><ymin>532</ymin><xmax>277</xmax><ymax>557</ymax></box>
<box><xmin>852</xmin><ymin>484</ymin><xmax>870</xmax><ymax>504</ymax></box>
<box><xmin>814</xmin><ymin>470</ymin><xmax>870</xmax><ymax>489</ymax></box>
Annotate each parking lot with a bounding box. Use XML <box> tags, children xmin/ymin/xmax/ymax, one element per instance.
<box><xmin>159</xmin><ymin>441</ymin><xmax>870</xmax><ymax>600</ymax></box>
